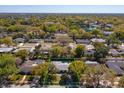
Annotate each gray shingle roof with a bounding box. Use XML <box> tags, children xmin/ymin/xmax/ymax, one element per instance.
<box><xmin>106</xmin><ymin>62</ymin><xmax>124</xmax><ymax>75</ymax></box>
<box><xmin>91</xmin><ymin>38</ymin><xmax>106</xmax><ymax>43</ymax></box>
<box><xmin>75</xmin><ymin>39</ymin><xmax>90</xmax><ymax>44</ymax></box>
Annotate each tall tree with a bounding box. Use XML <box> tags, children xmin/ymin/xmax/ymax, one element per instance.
<box><xmin>32</xmin><ymin>62</ymin><xmax>57</xmax><ymax>86</ymax></box>
<box><xmin>69</xmin><ymin>29</ymin><xmax>78</xmax><ymax>40</ymax></box>
<box><xmin>7</xmin><ymin>25</ymin><xmax>26</xmax><ymax>32</ymax></box>
<box><xmin>15</xmin><ymin>49</ymin><xmax>28</xmax><ymax>61</ymax></box>
<box><xmin>0</xmin><ymin>54</ymin><xmax>19</xmax><ymax>87</ymax></box>
<box><xmin>91</xmin><ymin>29</ymin><xmax>102</xmax><ymax>38</ymax></box>
<box><xmin>68</xmin><ymin>61</ymin><xmax>87</xmax><ymax>86</ymax></box>
<box><xmin>59</xmin><ymin>73</ymin><xmax>70</xmax><ymax>86</ymax></box>
<box><xmin>2</xmin><ymin>37</ymin><xmax>13</xmax><ymax>46</ymax></box>
<box><xmin>51</xmin><ymin>45</ymin><xmax>62</xmax><ymax>58</ymax></box>
<box><xmin>94</xmin><ymin>43</ymin><xmax>109</xmax><ymax>63</ymax></box>
<box><xmin>75</xmin><ymin>45</ymin><xmax>86</xmax><ymax>58</ymax></box>
<box><xmin>80</xmin><ymin>64</ymin><xmax>115</xmax><ymax>88</ymax></box>
<box><xmin>106</xmin><ymin>33</ymin><xmax>121</xmax><ymax>47</ymax></box>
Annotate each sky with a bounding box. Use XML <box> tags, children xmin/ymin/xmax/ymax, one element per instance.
<box><xmin>0</xmin><ymin>5</ymin><xmax>124</xmax><ymax>13</ymax></box>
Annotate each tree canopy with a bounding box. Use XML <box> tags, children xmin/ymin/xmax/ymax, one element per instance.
<box><xmin>68</xmin><ymin>61</ymin><xmax>87</xmax><ymax>85</ymax></box>
<box><xmin>75</xmin><ymin>45</ymin><xmax>86</xmax><ymax>58</ymax></box>
<box><xmin>15</xmin><ymin>49</ymin><xmax>28</xmax><ymax>61</ymax></box>
<box><xmin>0</xmin><ymin>54</ymin><xmax>19</xmax><ymax>87</ymax></box>
<box><xmin>32</xmin><ymin>62</ymin><xmax>57</xmax><ymax>86</ymax></box>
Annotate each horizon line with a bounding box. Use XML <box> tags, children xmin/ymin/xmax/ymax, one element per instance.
<box><xmin>0</xmin><ymin>12</ymin><xmax>124</xmax><ymax>14</ymax></box>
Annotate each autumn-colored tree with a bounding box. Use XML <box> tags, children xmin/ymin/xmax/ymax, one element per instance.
<box><xmin>32</xmin><ymin>62</ymin><xmax>57</xmax><ymax>86</ymax></box>
<box><xmin>2</xmin><ymin>36</ymin><xmax>13</xmax><ymax>46</ymax></box>
<box><xmin>15</xmin><ymin>49</ymin><xmax>28</xmax><ymax>61</ymax></box>
<box><xmin>68</xmin><ymin>61</ymin><xmax>87</xmax><ymax>86</ymax></box>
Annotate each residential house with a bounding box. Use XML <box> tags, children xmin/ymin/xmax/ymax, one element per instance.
<box><xmin>40</xmin><ymin>43</ymin><xmax>53</xmax><ymax>54</ymax></box>
<box><xmin>68</xmin><ymin>43</ymin><xmax>77</xmax><ymax>50</ymax></box>
<box><xmin>44</xmin><ymin>38</ymin><xmax>55</xmax><ymax>43</ymax></box>
<box><xmin>13</xmin><ymin>43</ymin><xmax>39</xmax><ymax>53</ymax></box>
<box><xmin>0</xmin><ymin>47</ymin><xmax>14</xmax><ymax>53</ymax></box>
<box><xmin>84</xmin><ymin>44</ymin><xmax>95</xmax><ymax>56</ymax></box>
<box><xmin>14</xmin><ymin>38</ymin><xmax>26</xmax><ymax>43</ymax></box>
<box><xmin>75</xmin><ymin>39</ymin><xmax>90</xmax><ymax>45</ymax></box>
<box><xmin>91</xmin><ymin>38</ymin><xmax>106</xmax><ymax>43</ymax></box>
<box><xmin>106</xmin><ymin>61</ymin><xmax>124</xmax><ymax>76</ymax></box>
<box><xmin>19</xmin><ymin>60</ymin><xmax>34</xmax><ymax>74</ymax></box>
<box><xmin>29</xmin><ymin>39</ymin><xmax>43</xmax><ymax>43</ymax></box>
<box><xmin>118</xmin><ymin>44</ymin><xmax>124</xmax><ymax>55</ymax></box>
<box><xmin>108</xmin><ymin>49</ymin><xmax>120</xmax><ymax>56</ymax></box>
<box><xmin>103</xmin><ymin>31</ymin><xmax>113</xmax><ymax>36</ymax></box>
<box><xmin>85</xmin><ymin>60</ymin><xmax>99</xmax><ymax>66</ymax></box>
<box><xmin>106</xmin><ymin>57</ymin><xmax>124</xmax><ymax>62</ymax></box>
<box><xmin>52</xmin><ymin>61</ymin><xmax>70</xmax><ymax>73</ymax></box>
<box><xmin>19</xmin><ymin>59</ymin><xmax>44</xmax><ymax>74</ymax></box>
<box><xmin>106</xmin><ymin>24</ymin><xmax>113</xmax><ymax>28</ymax></box>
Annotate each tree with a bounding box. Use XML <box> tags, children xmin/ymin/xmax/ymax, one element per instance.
<box><xmin>58</xmin><ymin>24</ymin><xmax>67</xmax><ymax>32</ymax></box>
<box><xmin>0</xmin><ymin>18</ymin><xmax>15</xmax><ymax>26</ymax></box>
<box><xmin>103</xmin><ymin>68</ymin><xmax>115</xmax><ymax>87</ymax></box>
<box><xmin>80</xmin><ymin>67</ymin><xmax>96</xmax><ymax>88</ymax></box>
<box><xmin>106</xmin><ymin>33</ymin><xmax>121</xmax><ymax>48</ymax></box>
<box><xmin>16</xmin><ymin>17</ymin><xmax>26</xmax><ymax>25</ymax></box>
<box><xmin>15</xmin><ymin>49</ymin><xmax>28</xmax><ymax>61</ymax></box>
<box><xmin>80</xmin><ymin>64</ymin><xmax>115</xmax><ymax>88</ymax></box>
<box><xmin>119</xmin><ymin>75</ymin><xmax>124</xmax><ymax>87</ymax></box>
<box><xmin>56</xmin><ymin>35</ymin><xmax>73</xmax><ymax>46</ymax></box>
<box><xmin>26</xmin><ymin>26</ymin><xmax>46</xmax><ymax>39</ymax></box>
<box><xmin>0</xmin><ymin>54</ymin><xmax>19</xmax><ymax>87</ymax></box>
<box><xmin>69</xmin><ymin>29</ymin><xmax>78</xmax><ymax>40</ymax></box>
<box><xmin>94</xmin><ymin>43</ymin><xmax>109</xmax><ymax>63</ymax></box>
<box><xmin>81</xmin><ymin>32</ymin><xmax>92</xmax><ymax>39</ymax></box>
<box><xmin>78</xmin><ymin>29</ymin><xmax>92</xmax><ymax>39</ymax></box>
<box><xmin>91</xmin><ymin>29</ymin><xmax>102</xmax><ymax>38</ymax></box>
<box><xmin>59</xmin><ymin>73</ymin><xmax>70</xmax><ymax>86</ymax></box>
<box><xmin>68</xmin><ymin>61</ymin><xmax>87</xmax><ymax>86</ymax></box>
<box><xmin>2</xmin><ymin>37</ymin><xmax>13</xmax><ymax>46</ymax></box>
<box><xmin>28</xmin><ymin>16</ymin><xmax>40</xmax><ymax>26</ymax></box>
<box><xmin>7</xmin><ymin>25</ymin><xmax>26</xmax><ymax>32</ymax></box>
<box><xmin>61</xmin><ymin>46</ymin><xmax>71</xmax><ymax>58</ymax></box>
<box><xmin>32</xmin><ymin>62</ymin><xmax>57</xmax><ymax>86</ymax></box>
<box><xmin>93</xmin><ymin>42</ymin><xmax>105</xmax><ymax>49</ymax></box>
<box><xmin>51</xmin><ymin>45</ymin><xmax>62</xmax><ymax>58</ymax></box>
<box><xmin>114</xmin><ymin>24</ymin><xmax>124</xmax><ymax>40</ymax></box>
<box><xmin>51</xmin><ymin>45</ymin><xmax>71</xmax><ymax>58</ymax></box>
<box><xmin>45</xmin><ymin>24</ymin><xmax>58</xmax><ymax>33</ymax></box>
<box><xmin>75</xmin><ymin>45</ymin><xmax>86</xmax><ymax>58</ymax></box>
